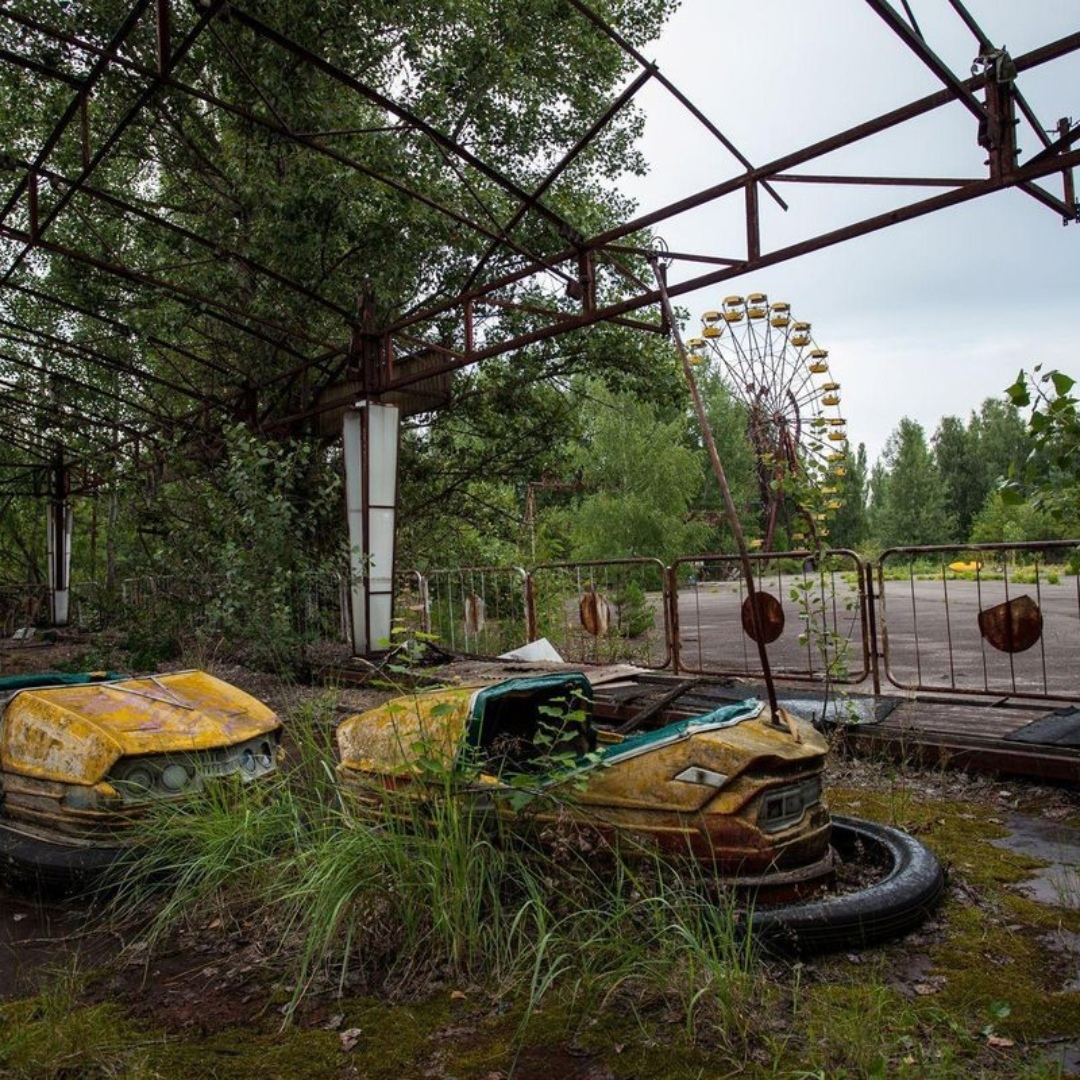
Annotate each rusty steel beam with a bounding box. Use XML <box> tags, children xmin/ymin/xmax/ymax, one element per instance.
<box><xmin>942</xmin><ymin>0</ymin><xmax>1058</xmax><ymax>154</ymax></box>
<box><xmin>229</xmin><ymin>5</ymin><xmax>585</xmax><ymax>246</ymax></box>
<box><xmin>0</xmin><ymin>372</ymin><xmax>157</xmax><ymax>445</ymax></box>
<box><xmin>5</xmin><ymin>280</ymin><xmax>245</xmax><ymax>381</ymax></box>
<box><xmin>0</xmin><ymin>223</ymin><xmax>346</xmax><ymax>363</ymax></box>
<box><xmin>380</xmin><ymin>144</ymin><xmax>1080</xmax><ymax>391</ymax></box>
<box><xmin>0</xmin><ymin>2</ymin><xmax>211</xmax><ymax>286</ymax></box>
<box><xmin>0</xmin><ymin>1</ymin><xmax>1076</xmax><ymax>466</ymax></box>
<box><xmin>1019</xmin><ymin>181</ymin><xmax>1078</xmax><ymax>222</ymax></box>
<box><xmin>376</xmin><ymin>29</ymin><xmax>1080</xmax><ymax>372</ymax></box>
<box><xmin>864</xmin><ymin>0</ymin><xmax>986</xmax><ymax>122</ymax></box>
<box><xmin>584</xmin><ymin>29</ymin><xmax>1080</xmax><ymax>252</ymax></box>
<box><xmin>0</xmin><ymin>319</ymin><xmax>197</xmax><ymax>400</ymax></box>
<box><xmin>563</xmin><ymin>0</ymin><xmax>789</xmax><ymax>213</ymax></box>
<box><xmin>0</xmin><ymin>0</ymin><xmax>155</xmax><ymax>226</ymax></box>
<box><xmin>463</xmin><ymin>63</ymin><xmax>658</xmax><ymax>292</ymax></box>
<box><xmin>0</xmin><ymin>45</ymin><xmax>84</xmax><ymax>87</ymax></box>
<box><xmin>2</xmin><ymin>12</ymin><xmax>582</xmax><ymax>312</ymax></box>
<box><xmin>21</xmin><ymin>161</ymin><xmax>354</xmax><ymax>321</ymax></box>
<box><xmin>771</xmin><ymin>173</ymin><xmax>976</xmax><ymax>187</ymax></box>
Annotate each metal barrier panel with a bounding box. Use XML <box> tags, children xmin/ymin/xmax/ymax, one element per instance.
<box><xmin>879</xmin><ymin>541</ymin><xmax>1080</xmax><ymax>699</ymax></box>
<box><xmin>528</xmin><ymin>558</ymin><xmax>671</xmax><ymax>668</ymax></box>
<box><xmin>393</xmin><ymin>570</ymin><xmax>430</xmax><ymax>637</ymax></box>
<box><xmin>423</xmin><ymin>566</ymin><xmax>529</xmax><ymax>656</ymax></box>
<box><xmin>670</xmin><ymin>550</ymin><xmax>869</xmax><ymax>682</ymax></box>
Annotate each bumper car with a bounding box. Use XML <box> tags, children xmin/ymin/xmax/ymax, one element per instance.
<box><xmin>337</xmin><ymin>672</ymin><xmax>944</xmax><ymax>951</ymax></box>
<box><xmin>0</xmin><ymin>670</ymin><xmax>282</xmax><ymax>891</ymax></box>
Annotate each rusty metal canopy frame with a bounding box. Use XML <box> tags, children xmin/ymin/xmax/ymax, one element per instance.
<box><xmin>0</xmin><ymin>0</ymin><xmax>1077</xmax><ymax>495</ymax></box>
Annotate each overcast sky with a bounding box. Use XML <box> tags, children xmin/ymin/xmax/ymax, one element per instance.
<box><xmin>619</xmin><ymin>0</ymin><xmax>1080</xmax><ymax>466</ymax></box>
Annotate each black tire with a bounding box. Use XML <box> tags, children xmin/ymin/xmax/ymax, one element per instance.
<box><xmin>747</xmin><ymin>815</ymin><xmax>945</xmax><ymax>955</ymax></box>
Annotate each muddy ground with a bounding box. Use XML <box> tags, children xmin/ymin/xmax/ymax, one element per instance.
<box><xmin>1</xmin><ymin>635</ymin><xmax>1079</xmax><ymax>1078</ymax></box>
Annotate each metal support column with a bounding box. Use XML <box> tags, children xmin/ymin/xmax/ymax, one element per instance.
<box><xmin>343</xmin><ymin>401</ymin><xmax>400</xmax><ymax>654</ymax></box>
<box><xmin>46</xmin><ymin>453</ymin><xmax>72</xmax><ymax>626</ymax></box>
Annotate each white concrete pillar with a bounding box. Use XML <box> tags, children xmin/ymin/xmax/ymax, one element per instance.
<box><xmin>343</xmin><ymin>402</ymin><xmax>400</xmax><ymax>654</ymax></box>
<box><xmin>46</xmin><ymin>499</ymin><xmax>72</xmax><ymax>626</ymax></box>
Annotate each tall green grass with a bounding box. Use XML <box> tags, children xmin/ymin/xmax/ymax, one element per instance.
<box><xmin>109</xmin><ymin>688</ymin><xmax>761</xmax><ymax>1045</ymax></box>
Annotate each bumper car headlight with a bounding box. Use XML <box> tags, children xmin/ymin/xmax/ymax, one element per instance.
<box><xmin>758</xmin><ymin>776</ymin><xmax>823</xmax><ymax>833</ymax></box>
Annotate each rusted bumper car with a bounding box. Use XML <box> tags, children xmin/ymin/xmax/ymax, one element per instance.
<box><xmin>0</xmin><ymin>670</ymin><xmax>281</xmax><ymax>891</ymax></box>
<box><xmin>336</xmin><ymin>672</ymin><xmax>944</xmax><ymax>952</ymax></box>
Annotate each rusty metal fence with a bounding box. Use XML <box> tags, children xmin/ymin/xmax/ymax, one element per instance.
<box><xmin>529</xmin><ymin>558</ymin><xmax>671</xmax><ymax>668</ymax></box>
<box><xmin>668</xmin><ymin>550</ymin><xmax>869</xmax><ymax>683</ymax></box>
<box><xmin>404</xmin><ymin>539</ymin><xmax>1080</xmax><ymax>702</ymax></box>
<box><xmin>877</xmin><ymin>541</ymin><xmax>1080</xmax><ymax>699</ymax></box>
<box><xmin>421</xmin><ymin>566</ymin><xmax>530</xmax><ymax>656</ymax></box>
<box><xmin>7</xmin><ymin>539</ymin><xmax>1080</xmax><ymax>703</ymax></box>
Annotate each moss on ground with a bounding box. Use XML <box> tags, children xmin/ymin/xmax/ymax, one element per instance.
<box><xmin>3</xmin><ymin>789</ymin><xmax>1078</xmax><ymax>1079</ymax></box>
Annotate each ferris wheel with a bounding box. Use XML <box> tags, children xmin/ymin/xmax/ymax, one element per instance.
<box><xmin>686</xmin><ymin>293</ymin><xmax>848</xmax><ymax>551</ymax></box>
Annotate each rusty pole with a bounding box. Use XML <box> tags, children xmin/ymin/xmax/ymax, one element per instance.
<box><xmin>649</xmin><ymin>257</ymin><xmax>781</xmax><ymax>725</ymax></box>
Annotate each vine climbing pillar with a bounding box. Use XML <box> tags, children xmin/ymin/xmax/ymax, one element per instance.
<box><xmin>343</xmin><ymin>401</ymin><xmax>400</xmax><ymax>655</ymax></box>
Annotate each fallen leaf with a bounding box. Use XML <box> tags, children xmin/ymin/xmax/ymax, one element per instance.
<box><xmin>340</xmin><ymin>1028</ymin><xmax>363</xmax><ymax>1052</ymax></box>
<box><xmin>323</xmin><ymin>1014</ymin><xmax>344</xmax><ymax>1031</ymax></box>
<box><xmin>913</xmin><ymin>983</ymin><xmax>939</xmax><ymax>996</ymax></box>
<box><xmin>987</xmin><ymin>1035</ymin><xmax>1015</xmax><ymax>1049</ymax></box>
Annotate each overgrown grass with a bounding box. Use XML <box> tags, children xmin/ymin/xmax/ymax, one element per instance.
<box><xmin>70</xmin><ymin>691</ymin><xmax>1077</xmax><ymax>1078</ymax></box>
<box><xmin>0</xmin><ymin>963</ymin><xmax>161</xmax><ymax>1079</ymax></box>
<box><xmin>106</xmin><ymin>689</ymin><xmax>760</xmax><ymax>1046</ymax></box>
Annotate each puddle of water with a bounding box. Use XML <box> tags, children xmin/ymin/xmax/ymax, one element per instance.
<box><xmin>1044</xmin><ymin>1041</ymin><xmax>1080</xmax><ymax>1079</ymax></box>
<box><xmin>780</xmin><ymin>696</ymin><xmax>880</xmax><ymax>725</ymax></box>
<box><xmin>989</xmin><ymin>813</ymin><xmax>1080</xmax><ymax>911</ymax></box>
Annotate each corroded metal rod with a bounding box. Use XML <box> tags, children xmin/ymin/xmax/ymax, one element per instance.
<box><xmin>650</xmin><ymin>257</ymin><xmax>781</xmax><ymax>725</ymax></box>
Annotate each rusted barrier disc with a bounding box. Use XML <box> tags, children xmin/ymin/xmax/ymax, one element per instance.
<box><xmin>978</xmin><ymin>594</ymin><xmax>1043</xmax><ymax>654</ymax></box>
<box><xmin>579</xmin><ymin>592</ymin><xmax>611</xmax><ymax>636</ymax></box>
<box><xmin>741</xmin><ymin>591</ymin><xmax>785</xmax><ymax>644</ymax></box>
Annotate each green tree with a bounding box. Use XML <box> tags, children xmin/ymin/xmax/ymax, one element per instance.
<box><xmin>1005</xmin><ymin>366</ymin><xmax>1080</xmax><ymax>532</ymax></box>
<box><xmin>933</xmin><ymin>399</ymin><xmax>1029</xmax><ymax>542</ymax></box>
<box><xmin>972</xmin><ymin>397</ymin><xmax>1029</xmax><ymax>491</ymax></box>
<box><xmin>969</xmin><ymin>491</ymin><xmax>1062</xmax><ymax>545</ymax></box>
<box><xmin>569</xmin><ymin>383</ymin><xmax>710</xmax><ymax>564</ymax></box>
<box><xmin>932</xmin><ymin>415</ymin><xmax>980</xmax><ymax>540</ymax></box>
<box><xmin>872</xmin><ymin>418</ymin><xmax>956</xmax><ymax>548</ymax></box>
<box><xmin>828</xmin><ymin>442</ymin><xmax>869</xmax><ymax>550</ymax></box>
